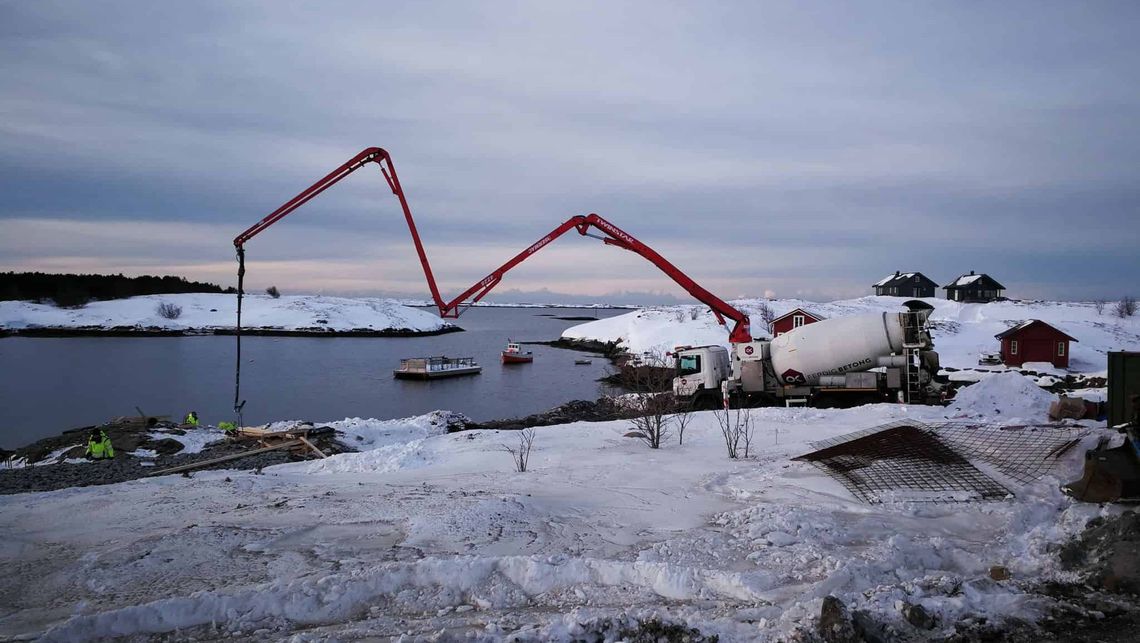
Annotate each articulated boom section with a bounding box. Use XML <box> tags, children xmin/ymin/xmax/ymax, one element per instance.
<box><xmin>233</xmin><ymin>148</ymin><xmax>752</xmax><ymax>341</ymax></box>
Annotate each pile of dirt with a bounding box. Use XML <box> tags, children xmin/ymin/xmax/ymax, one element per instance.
<box><xmin>803</xmin><ymin>512</ymin><xmax>1140</xmax><ymax>642</ymax></box>
<box><xmin>1</xmin><ymin>420</ymin><xmax>354</xmax><ymax>495</ymax></box>
<box><xmin>1059</xmin><ymin>511</ymin><xmax>1140</xmax><ymax>594</ymax></box>
<box><xmin>0</xmin><ymin>444</ymin><xmax>298</xmax><ymax>495</ymax></box>
<box><xmin>466</xmin><ymin>398</ymin><xmax>630</xmax><ymax>431</ymax></box>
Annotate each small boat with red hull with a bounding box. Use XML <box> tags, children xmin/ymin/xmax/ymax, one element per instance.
<box><xmin>501</xmin><ymin>340</ymin><xmax>534</xmax><ymax>364</ymax></box>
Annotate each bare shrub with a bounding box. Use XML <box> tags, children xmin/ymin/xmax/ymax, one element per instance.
<box><xmin>266</xmin><ymin>285</ymin><xmax>281</xmax><ymax>299</ymax></box>
<box><xmin>1115</xmin><ymin>296</ymin><xmax>1137</xmax><ymax>318</ymax></box>
<box><xmin>504</xmin><ymin>428</ymin><xmax>535</xmax><ymax>472</ymax></box>
<box><xmin>1094</xmin><ymin>299</ymin><xmax>1106</xmax><ymax>315</ymax></box>
<box><xmin>713</xmin><ymin>404</ymin><xmax>753</xmax><ymax>459</ymax></box>
<box><xmin>620</xmin><ymin>351</ymin><xmax>679</xmax><ymax>449</ymax></box>
<box><xmin>156</xmin><ymin>301</ymin><xmax>182</xmax><ymax>319</ymax></box>
<box><xmin>674</xmin><ymin>399</ymin><xmax>695</xmax><ymax>446</ymax></box>
<box><xmin>739</xmin><ymin>409</ymin><xmax>755</xmax><ymax>458</ymax></box>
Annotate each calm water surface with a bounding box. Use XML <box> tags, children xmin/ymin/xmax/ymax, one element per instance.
<box><xmin>0</xmin><ymin>307</ymin><xmax>622</xmax><ymax>448</ymax></box>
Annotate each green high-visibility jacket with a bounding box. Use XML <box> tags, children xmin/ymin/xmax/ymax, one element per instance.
<box><xmin>87</xmin><ymin>437</ymin><xmax>114</xmax><ymax>459</ymax></box>
<box><xmin>184</xmin><ymin>413</ymin><xmax>199</xmax><ymax>427</ymax></box>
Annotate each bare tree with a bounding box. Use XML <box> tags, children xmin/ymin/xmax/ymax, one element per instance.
<box><xmin>756</xmin><ymin>301</ymin><xmax>776</xmax><ymax>332</ymax></box>
<box><xmin>156</xmin><ymin>301</ymin><xmax>182</xmax><ymax>319</ymax></box>
<box><xmin>503</xmin><ymin>428</ymin><xmax>535</xmax><ymax>472</ymax></box>
<box><xmin>1094</xmin><ymin>299</ymin><xmax>1106</xmax><ymax>315</ymax></box>
<box><xmin>1115</xmin><ymin>296</ymin><xmax>1137</xmax><ymax>318</ymax></box>
<box><xmin>620</xmin><ymin>351</ymin><xmax>678</xmax><ymax>449</ymax></box>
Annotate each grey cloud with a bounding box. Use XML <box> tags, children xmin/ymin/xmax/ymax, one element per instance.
<box><xmin>1</xmin><ymin>1</ymin><xmax>1138</xmax><ymax>302</ymax></box>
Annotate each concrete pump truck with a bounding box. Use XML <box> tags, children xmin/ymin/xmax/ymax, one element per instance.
<box><xmin>233</xmin><ymin>147</ymin><xmax>944</xmax><ymax>412</ymax></box>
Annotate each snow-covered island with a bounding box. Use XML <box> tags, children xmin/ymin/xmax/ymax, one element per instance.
<box><xmin>0</xmin><ymin>293</ymin><xmax>458</xmax><ymax>336</ymax></box>
<box><xmin>562</xmin><ymin>295</ymin><xmax>1140</xmax><ymax>375</ymax></box>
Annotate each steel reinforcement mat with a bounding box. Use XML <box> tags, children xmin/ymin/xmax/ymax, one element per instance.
<box><xmin>793</xmin><ymin>421</ymin><xmax>1087</xmax><ymax>504</ymax></box>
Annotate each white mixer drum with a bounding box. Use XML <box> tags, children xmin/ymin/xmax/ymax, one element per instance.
<box><xmin>769</xmin><ymin>312</ymin><xmax>907</xmax><ymax>385</ymax></box>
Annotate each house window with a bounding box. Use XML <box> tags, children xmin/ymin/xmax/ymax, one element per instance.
<box><xmin>1057</xmin><ymin>342</ymin><xmax>1065</xmax><ymax>357</ymax></box>
<box><xmin>793</xmin><ymin>315</ymin><xmax>805</xmax><ymax>328</ymax></box>
<box><xmin>1010</xmin><ymin>340</ymin><xmax>1018</xmax><ymax>355</ymax></box>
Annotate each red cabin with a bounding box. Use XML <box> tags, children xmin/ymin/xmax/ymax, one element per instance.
<box><xmin>770</xmin><ymin>308</ymin><xmax>823</xmax><ymax>337</ymax></box>
<box><xmin>995</xmin><ymin>320</ymin><xmax>1077</xmax><ymax>368</ymax></box>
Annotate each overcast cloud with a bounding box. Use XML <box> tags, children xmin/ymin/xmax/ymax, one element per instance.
<box><xmin>1</xmin><ymin>1</ymin><xmax>1137</xmax><ymax>303</ymax></box>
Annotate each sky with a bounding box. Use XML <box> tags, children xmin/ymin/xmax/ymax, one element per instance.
<box><xmin>1</xmin><ymin>1</ymin><xmax>1138</xmax><ymax>304</ymax></box>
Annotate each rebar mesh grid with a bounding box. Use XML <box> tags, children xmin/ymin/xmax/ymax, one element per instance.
<box><xmin>930</xmin><ymin>422</ymin><xmax>1086</xmax><ymax>485</ymax></box>
<box><xmin>794</xmin><ymin>421</ymin><xmax>1088</xmax><ymax>504</ymax></box>
<box><xmin>794</xmin><ymin>424</ymin><xmax>1011</xmax><ymax>503</ymax></box>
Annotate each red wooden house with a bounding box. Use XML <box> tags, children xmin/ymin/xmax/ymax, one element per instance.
<box><xmin>770</xmin><ymin>308</ymin><xmax>823</xmax><ymax>336</ymax></box>
<box><xmin>995</xmin><ymin>320</ymin><xmax>1077</xmax><ymax>368</ymax></box>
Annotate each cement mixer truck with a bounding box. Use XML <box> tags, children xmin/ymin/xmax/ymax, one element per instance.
<box><xmin>672</xmin><ymin>301</ymin><xmax>943</xmax><ymax>408</ymax></box>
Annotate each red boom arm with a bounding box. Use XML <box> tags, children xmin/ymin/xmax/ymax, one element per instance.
<box><xmin>233</xmin><ymin>147</ymin><xmax>447</xmax><ymax>312</ymax></box>
<box><xmin>234</xmin><ymin>149</ymin><xmax>753</xmax><ymax>344</ymax></box>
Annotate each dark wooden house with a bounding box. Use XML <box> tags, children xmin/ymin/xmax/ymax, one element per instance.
<box><xmin>995</xmin><ymin>320</ymin><xmax>1077</xmax><ymax>368</ymax></box>
<box><xmin>770</xmin><ymin>308</ymin><xmax>823</xmax><ymax>336</ymax></box>
<box><xmin>944</xmin><ymin>271</ymin><xmax>1005</xmax><ymax>302</ymax></box>
<box><xmin>872</xmin><ymin>271</ymin><xmax>938</xmax><ymax>298</ymax></box>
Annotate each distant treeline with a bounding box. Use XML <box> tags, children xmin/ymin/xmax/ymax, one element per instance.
<box><xmin>1</xmin><ymin>272</ymin><xmax>235</xmax><ymax>307</ymax></box>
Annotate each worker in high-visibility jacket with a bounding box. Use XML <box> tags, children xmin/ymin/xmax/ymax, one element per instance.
<box><xmin>218</xmin><ymin>421</ymin><xmax>237</xmax><ymax>437</ymax></box>
<box><xmin>85</xmin><ymin>429</ymin><xmax>115</xmax><ymax>460</ymax></box>
<box><xmin>183</xmin><ymin>411</ymin><xmax>200</xmax><ymax>427</ymax></box>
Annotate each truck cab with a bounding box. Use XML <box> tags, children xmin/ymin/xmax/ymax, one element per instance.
<box><xmin>672</xmin><ymin>345</ymin><xmax>730</xmax><ymax>406</ymax></box>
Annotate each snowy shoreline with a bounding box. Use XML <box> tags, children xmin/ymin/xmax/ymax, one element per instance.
<box><xmin>561</xmin><ymin>295</ymin><xmax>1140</xmax><ymax>375</ymax></box>
<box><xmin>0</xmin><ymin>293</ymin><xmax>459</xmax><ymax>337</ymax></box>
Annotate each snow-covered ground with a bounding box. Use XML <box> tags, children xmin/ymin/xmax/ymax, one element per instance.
<box><xmin>561</xmin><ymin>296</ymin><xmax>1140</xmax><ymax>374</ymax></box>
<box><xmin>0</xmin><ymin>293</ymin><xmax>454</xmax><ymax>333</ymax></box>
<box><xmin>0</xmin><ymin>376</ymin><xmax>1117</xmax><ymax>641</ymax></box>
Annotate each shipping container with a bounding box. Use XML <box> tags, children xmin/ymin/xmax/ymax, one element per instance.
<box><xmin>1107</xmin><ymin>351</ymin><xmax>1140</xmax><ymax>427</ymax></box>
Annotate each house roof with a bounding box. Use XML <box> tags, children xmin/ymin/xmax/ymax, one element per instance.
<box><xmin>872</xmin><ymin>271</ymin><xmax>938</xmax><ymax>288</ymax></box>
<box><xmin>944</xmin><ymin>272</ymin><xmax>1005</xmax><ymax>290</ymax></box>
<box><xmin>770</xmin><ymin>307</ymin><xmax>824</xmax><ymax>324</ymax></box>
<box><xmin>994</xmin><ymin>319</ymin><xmax>1078</xmax><ymax>342</ymax></box>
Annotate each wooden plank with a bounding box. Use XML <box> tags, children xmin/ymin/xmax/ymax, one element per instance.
<box><xmin>297</xmin><ymin>436</ymin><xmax>328</xmax><ymax>459</ymax></box>
<box><xmin>147</xmin><ymin>440</ymin><xmax>303</xmax><ymax>477</ymax></box>
<box><xmin>238</xmin><ymin>426</ymin><xmax>309</xmax><ymax>439</ymax></box>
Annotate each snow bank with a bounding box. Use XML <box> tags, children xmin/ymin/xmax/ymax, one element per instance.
<box><xmin>147</xmin><ymin>426</ymin><xmax>224</xmax><ymax>455</ymax></box>
<box><xmin>0</xmin><ymin>293</ymin><xmax>453</xmax><ymax>333</ymax></box>
<box><xmin>275</xmin><ymin>411</ymin><xmax>461</xmax><ymax>474</ymax></box>
<box><xmin>561</xmin><ymin>305</ymin><xmax>729</xmax><ymax>356</ymax></box>
<box><xmin>562</xmin><ymin>296</ymin><xmax>1140</xmax><ymax>373</ymax></box>
<box><xmin>946</xmin><ymin>372</ymin><xmax>1056</xmax><ymax>422</ymax></box>
<box><xmin>3</xmin><ymin>404</ymin><xmax>1119</xmax><ymax>641</ymax></box>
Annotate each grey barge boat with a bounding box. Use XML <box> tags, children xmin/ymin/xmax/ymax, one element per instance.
<box><xmin>394</xmin><ymin>356</ymin><xmax>482</xmax><ymax>380</ymax></box>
